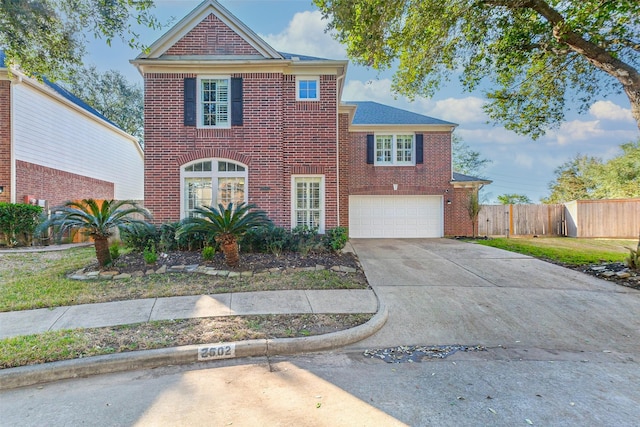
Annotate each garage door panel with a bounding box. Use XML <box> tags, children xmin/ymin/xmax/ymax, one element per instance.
<box><xmin>349</xmin><ymin>196</ymin><xmax>443</xmax><ymax>238</ymax></box>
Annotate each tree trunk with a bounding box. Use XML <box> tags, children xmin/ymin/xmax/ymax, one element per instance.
<box><xmin>529</xmin><ymin>0</ymin><xmax>640</xmax><ymax>132</ymax></box>
<box><xmin>93</xmin><ymin>236</ymin><xmax>111</xmax><ymax>267</ymax></box>
<box><xmin>220</xmin><ymin>238</ymin><xmax>240</xmax><ymax>267</ymax></box>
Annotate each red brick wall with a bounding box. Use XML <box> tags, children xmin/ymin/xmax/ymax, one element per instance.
<box><xmin>166</xmin><ymin>14</ymin><xmax>261</xmax><ymax>56</ymax></box>
<box><xmin>143</xmin><ymin>71</ymin><xmax>339</xmax><ymax>228</ymax></box>
<box><xmin>342</xmin><ymin>129</ymin><xmax>475</xmax><ymax>236</ymax></box>
<box><xmin>446</xmin><ymin>187</ymin><xmax>476</xmax><ymax>236</ymax></box>
<box><xmin>0</xmin><ymin>80</ymin><xmax>10</xmax><ymax>203</ymax></box>
<box><xmin>338</xmin><ymin>112</ymin><xmax>351</xmax><ymax>228</ymax></box>
<box><xmin>15</xmin><ymin>160</ymin><xmax>114</xmax><ymax>208</ymax></box>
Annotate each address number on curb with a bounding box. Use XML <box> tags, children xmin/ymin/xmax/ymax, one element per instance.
<box><xmin>198</xmin><ymin>343</ymin><xmax>236</xmax><ymax>361</ymax></box>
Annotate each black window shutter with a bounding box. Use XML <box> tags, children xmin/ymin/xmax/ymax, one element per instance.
<box><xmin>366</xmin><ymin>134</ymin><xmax>374</xmax><ymax>164</ymax></box>
<box><xmin>231</xmin><ymin>77</ymin><xmax>243</xmax><ymax>126</ymax></box>
<box><xmin>416</xmin><ymin>134</ymin><xmax>424</xmax><ymax>164</ymax></box>
<box><xmin>184</xmin><ymin>78</ymin><xmax>196</xmax><ymax>126</ymax></box>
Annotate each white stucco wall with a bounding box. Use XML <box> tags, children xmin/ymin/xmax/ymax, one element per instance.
<box><xmin>11</xmin><ymin>79</ymin><xmax>144</xmax><ymax>200</ymax></box>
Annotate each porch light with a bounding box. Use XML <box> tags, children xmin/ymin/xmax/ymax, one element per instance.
<box><xmin>393</xmin><ymin>184</ymin><xmax>398</xmax><ymax>191</ymax></box>
<box><xmin>0</xmin><ymin>186</ymin><xmax>3</xmax><ymax>194</ymax></box>
<box><xmin>447</xmin><ymin>199</ymin><xmax>452</xmax><ymax>205</ymax></box>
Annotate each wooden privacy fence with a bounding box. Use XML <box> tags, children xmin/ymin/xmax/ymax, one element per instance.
<box><xmin>565</xmin><ymin>199</ymin><xmax>640</xmax><ymax>238</ymax></box>
<box><xmin>478</xmin><ymin>204</ymin><xmax>565</xmax><ymax>237</ymax></box>
<box><xmin>479</xmin><ymin>199</ymin><xmax>640</xmax><ymax>238</ymax></box>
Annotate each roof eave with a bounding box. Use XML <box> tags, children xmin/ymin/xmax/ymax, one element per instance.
<box><xmin>349</xmin><ymin>123</ymin><xmax>457</xmax><ymax>132</ymax></box>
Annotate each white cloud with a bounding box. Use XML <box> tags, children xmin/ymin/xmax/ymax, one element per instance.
<box><xmin>260</xmin><ymin>11</ymin><xmax>347</xmax><ymax>60</ymax></box>
<box><xmin>427</xmin><ymin>97</ymin><xmax>486</xmax><ymax>123</ymax></box>
<box><xmin>456</xmin><ymin>127</ymin><xmax>527</xmax><ymax>145</ymax></box>
<box><xmin>589</xmin><ymin>100</ymin><xmax>634</xmax><ymax>122</ymax></box>
<box><xmin>342</xmin><ymin>79</ymin><xmax>398</xmax><ymax>103</ymax></box>
<box><xmin>514</xmin><ymin>153</ymin><xmax>534</xmax><ymax>169</ymax></box>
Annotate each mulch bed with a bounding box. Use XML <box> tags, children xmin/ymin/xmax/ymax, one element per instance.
<box><xmin>106</xmin><ymin>250</ymin><xmax>361</xmax><ymax>273</ymax></box>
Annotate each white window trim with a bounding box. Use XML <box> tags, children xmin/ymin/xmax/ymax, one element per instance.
<box><xmin>197</xmin><ymin>75</ymin><xmax>231</xmax><ymax>129</ymax></box>
<box><xmin>180</xmin><ymin>158</ymin><xmax>248</xmax><ymax>219</ymax></box>
<box><xmin>374</xmin><ymin>133</ymin><xmax>416</xmax><ymax>166</ymax></box>
<box><xmin>291</xmin><ymin>175</ymin><xmax>325</xmax><ymax>234</ymax></box>
<box><xmin>295</xmin><ymin>76</ymin><xmax>320</xmax><ymax>101</ymax></box>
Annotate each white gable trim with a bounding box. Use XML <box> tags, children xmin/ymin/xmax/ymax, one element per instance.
<box><xmin>139</xmin><ymin>0</ymin><xmax>283</xmax><ymax>60</ymax></box>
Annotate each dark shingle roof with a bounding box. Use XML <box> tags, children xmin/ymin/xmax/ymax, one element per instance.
<box><xmin>452</xmin><ymin>172</ymin><xmax>491</xmax><ymax>183</ymax></box>
<box><xmin>349</xmin><ymin>101</ymin><xmax>456</xmax><ymax>126</ymax></box>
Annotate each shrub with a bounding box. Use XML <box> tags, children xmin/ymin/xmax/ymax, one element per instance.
<box><xmin>202</xmin><ymin>245</ymin><xmax>215</xmax><ymax>261</ymax></box>
<box><xmin>291</xmin><ymin>225</ymin><xmax>322</xmax><ymax>255</ymax></box>
<box><xmin>109</xmin><ymin>243</ymin><xmax>121</xmax><ymax>261</ymax></box>
<box><xmin>324</xmin><ymin>227</ymin><xmax>349</xmax><ymax>252</ymax></box>
<box><xmin>121</xmin><ymin>223</ymin><xmax>158</xmax><ymax>252</ymax></box>
<box><xmin>0</xmin><ymin>203</ymin><xmax>43</xmax><ymax>247</ymax></box>
<box><xmin>143</xmin><ymin>243</ymin><xmax>158</xmax><ymax>264</ymax></box>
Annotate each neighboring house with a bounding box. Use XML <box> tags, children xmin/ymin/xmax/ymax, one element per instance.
<box><xmin>0</xmin><ymin>51</ymin><xmax>144</xmax><ymax>209</ymax></box>
<box><xmin>132</xmin><ymin>0</ymin><xmax>490</xmax><ymax>238</ymax></box>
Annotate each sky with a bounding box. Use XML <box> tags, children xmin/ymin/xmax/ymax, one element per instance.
<box><xmin>85</xmin><ymin>0</ymin><xmax>640</xmax><ymax>203</ymax></box>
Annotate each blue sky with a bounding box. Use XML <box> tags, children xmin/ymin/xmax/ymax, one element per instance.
<box><xmin>85</xmin><ymin>0</ymin><xmax>640</xmax><ymax>203</ymax></box>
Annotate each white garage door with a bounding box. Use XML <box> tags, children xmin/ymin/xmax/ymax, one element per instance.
<box><xmin>349</xmin><ymin>196</ymin><xmax>443</xmax><ymax>238</ymax></box>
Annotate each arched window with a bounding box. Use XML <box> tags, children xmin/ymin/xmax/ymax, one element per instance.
<box><xmin>181</xmin><ymin>159</ymin><xmax>247</xmax><ymax>218</ymax></box>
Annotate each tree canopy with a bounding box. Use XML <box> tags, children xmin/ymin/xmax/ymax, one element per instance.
<box><xmin>0</xmin><ymin>0</ymin><xmax>160</xmax><ymax>81</ymax></box>
<box><xmin>63</xmin><ymin>66</ymin><xmax>144</xmax><ymax>141</ymax></box>
<box><xmin>315</xmin><ymin>0</ymin><xmax>640</xmax><ymax>138</ymax></box>
<box><xmin>542</xmin><ymin>141</ymin><xmax>640</xmax><ymax>203</ymax></box>
<box><xmin>497</xmin><ymin>193</ymin><xmax>533</xmax><ymax>205</ymax></box>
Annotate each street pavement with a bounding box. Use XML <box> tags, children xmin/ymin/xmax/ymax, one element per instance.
<box><xmin>1</xmin><ymin>238</ymin><xmax>639</xmax><ymax>426</ymax></box>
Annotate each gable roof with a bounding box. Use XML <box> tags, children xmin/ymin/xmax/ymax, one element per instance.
<box><xmin>139</xmin><ymin>0</ymin><xmax>282</xmax><ymax>60</ymax></box>
<box><xmin>348</xmin><ymin>101</ymin><xmax>457</xmax><ymax>126</ymax></box>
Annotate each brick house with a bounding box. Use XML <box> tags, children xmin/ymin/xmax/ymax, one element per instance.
<box><xmin>133</xmin><ymin>0</ymin><xmax>490</xmax><ymax>238</ymax></box>
<box><xmin>0</xmin><ymin>51</ymin><xmax>144</xmax><ymax>209</ymax></box>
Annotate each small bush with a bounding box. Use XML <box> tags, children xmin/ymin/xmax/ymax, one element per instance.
<box><xmin>324</xmin><ymin>227</ymin><xmax>349</xmax><ymax>252</ymax></box>
<box><xmin>0</xmin><ymin>203</ymin><xmax>43</xmax><ymax>247</ymax></box>
<box><xmin>202</xmin><ymin>246</ymin><xmax>215</xmax><ymax>261</ymax></box>
<box><xmin>143</xmin><ymin>244</ymin><xmax>158</xmax><ymax>264</ymax></box>
<box><xmin>291</xmin><ymin>225</ymin><xmax>322</xmax><ymax>255</ymax></box>
<box><xmin>121</xmin><ymin>223</ymin><xmax>158</xmax><ymax>252</ymax></box>
<box><xmin>109</xmin><ymin>243</ymin><xmax>121</xmax><ymax>261</ymax></box>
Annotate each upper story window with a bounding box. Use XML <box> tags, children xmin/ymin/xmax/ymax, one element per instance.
<box><xmin>375</xmin><ymin>134</ymin><xmax>415</xmax><ymax>166</ymax></box>
<box><xmin>198</xmin><ymin>76</ymin><xmax>230</xmax><ymax>128</ymax></box>
<box><xmin>296</xmin><ymin>76</ymin><xmax>319</xmax><ymax>101</ymax></box>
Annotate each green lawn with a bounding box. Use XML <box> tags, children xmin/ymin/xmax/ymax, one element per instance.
<box><xmin>474</xmin><ymin>237</ymin><xmax>634</xmax><ymax>266</ymax></box>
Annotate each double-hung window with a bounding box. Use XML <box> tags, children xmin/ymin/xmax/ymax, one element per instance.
<box><xmin>198</xmin><ymin>77</ymin><xmax>230</xmax><ymax>128</ymax></box>
<box><xmin>182</xmin><ymin>159</ymin><xmax>247</xmax><ymax>218</ymax></box>
<box><xmin>291</xmin><ymin>176</ymin><xmax>324</xmax><ymax>233</ymax></box>
<box><xmin>296</xmin><ymin>76</ymin><xmax>319</xmax><ymax>101</ymax></box>
<box><xmin>375</xmin><ymin>134</ymin><xmax>415</xmax><ymax>166</ymax></box>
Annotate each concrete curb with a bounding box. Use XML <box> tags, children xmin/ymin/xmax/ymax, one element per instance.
<box><xmin>0</xmin><ymin>304</ymin><xmax>388</xmax><ymax>390</ymax></box>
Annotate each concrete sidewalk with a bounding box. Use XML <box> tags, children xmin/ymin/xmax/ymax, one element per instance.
<box><xmin>0</xmin><ymin>289</ymin><xmax>378</xmax><ymax>339</ymax></box>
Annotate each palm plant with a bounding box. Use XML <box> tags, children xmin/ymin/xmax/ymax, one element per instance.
<box><xmin>176</xmin><ymin>202</ymin><xmax>270</xmax><ymax>267</ymax></box>
<box><xmin>39</xmin><ymin>199</ymin><xmax>152</xmax><ymax>267</ymax></box>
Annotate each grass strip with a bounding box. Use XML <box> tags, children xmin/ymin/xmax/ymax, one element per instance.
<box><xmin>0</xmin><ymin>314</ymin><xmax>373</xmax><ymax>369</ymax></box>
<box><xmin>474</xmin><ymin>238</ymin><xmax>629</xmax><ymax>266</ymax></box>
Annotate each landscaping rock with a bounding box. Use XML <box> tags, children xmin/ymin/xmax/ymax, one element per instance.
<box><xmin>113</xmin><ymin>273</ymin><xmax>131</xmax><ymax>280</ymax></box>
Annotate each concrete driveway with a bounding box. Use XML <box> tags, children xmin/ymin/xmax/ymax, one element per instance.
<box><xmin>349</xmin><ymin>238</ymin><xmax>640</xmax><ymax>356</ymax></box>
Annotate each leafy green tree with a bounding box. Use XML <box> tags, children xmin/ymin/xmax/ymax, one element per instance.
<box><xmin>39</xmin><ymin>199</ymin><xmax>152</xmax><ymax>267</ymax></box>
<box><xmin>315</xmin><ymin>0</ymin><xmax>640</xmax><ymax>137</ymax></box>
<box><xmin>63</xmin><ymin>66</ymin><xmax>144</xmax><ymax>141</ymax></box>
<box><xmin>591</xmin><ymin>141</ymin><xmax>640</xmax><ymax>199</ymax></box>
<box><xmin>543</xmin><ymin>141</ymin><xmax>640</xmax><ymax>203</ymax></box>
<box><xmin>542</xmin><ymin>155</ymin><xmax>602</xmax><ymax>203</ymax></box>
<box><xmin>497</xmin><ymin>194</ymin><xmax>532</xmax><ymax>205</ymax></box>
<box><xmin>452</xmin><ymin>134</ymin><xmax>491</xmax><ymax>177</ymax></box>
<box><xmin>0</xmin><ymin>0</ymin><xmax>161</xmax><ymax>81</ymax></box>
<box><xmin>176</xmin><ymin>202</ymin><xmax>271</xmax><ymax>267</ymax></box>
